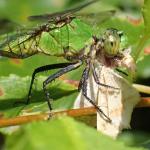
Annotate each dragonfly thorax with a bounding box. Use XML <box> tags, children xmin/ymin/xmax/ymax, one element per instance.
<box><xmin>54</xmin><ymin>15</ymin><xmax>75</xmax><ymax>28</ymax></box>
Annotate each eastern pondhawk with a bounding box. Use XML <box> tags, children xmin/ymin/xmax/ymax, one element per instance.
<box><xmin>0</xmin><ymin>0</ymin><xmax>131</xmax><ymax>122</ymax></box>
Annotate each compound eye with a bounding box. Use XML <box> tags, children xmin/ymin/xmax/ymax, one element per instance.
<box><xmin>104</xmin><ymin>35</ymin><xmax>120</xmax><ymax>57</ymax></box>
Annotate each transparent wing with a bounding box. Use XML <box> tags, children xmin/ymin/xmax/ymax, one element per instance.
<box><xmin>28</xmin><ymin>0</ymin><xmax>98</xmax><ymax>23</ymax></box>
<box><xmin>0</xmin><ymin>30</ymin><xmax>40</xmax><ymax>58</ymax></box>
<box><xmin>0</xmin><ymin>18</ymin><xmax>21</xmax><ymax>35</ymax></box>
<box><xmin>0</xmin><ymin>23</ymin><xmax>70</xmax><ymax>58</ymax></box>
<box><xmin>28</xmin><ymin>0</ymin><xmax>115</xmax><ymax>35</ymax></box>
<box><xmin>76</xmin><ymin>10</ymin><xmax>115</xmax><ymax>25</ymax></box>
<box><xmin>0</xmin><ymin>0</ymin><xmax>115</xmax><ymax>59</ymax></box>
<box><xmin>0</xmin><ymin>1</ymin><xmax>99</xmax><ymax>59</ymax></box>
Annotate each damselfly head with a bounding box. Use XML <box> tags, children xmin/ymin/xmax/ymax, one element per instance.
<box><xmin>102</xmin><ymin>28</ymin><xmax>123</xmax><ymax>57</ymax></box>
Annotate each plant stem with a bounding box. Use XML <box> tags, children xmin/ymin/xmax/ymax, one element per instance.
<box><xmin>134</xmin><ymin>34</ymin><xmax>148</xmax><ymax>62</ymax></box>
<box><xmin>0</xmin><ymin>97</ymin><xmax>150</xmax><ymax>128</ymax></box>
<box><xmin>133</xmin><ymin>84</ymin><xmax>150</xmax><ymax>94</ymax></box>
<box><xmin>0</xmin><ymin>107</ymin><xmax>96</xmax><ymax>128</ymax></box>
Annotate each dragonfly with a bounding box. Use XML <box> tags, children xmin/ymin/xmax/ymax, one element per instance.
<box><xmin>0</xmin><ymin>0</ymin><xmax>99</xmax><ymax>58</ymax></box>
<box><xmin>0</xmin><ymin>0</ymin><xmax>126</xmax><ymax>122</ymax></box>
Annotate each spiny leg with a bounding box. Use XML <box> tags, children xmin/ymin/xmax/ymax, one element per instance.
<box><xmin>78</xmin><ymin>65</ymin><xmax>87</xmax><ymax>92</ymax></box>
<box><xmin>92</xmin><ymin>64</ymin><xmax>119</xmax><ymax>90</ymax></box>
<box><xmin>43</xmin><ymin>61</ymin><xmax>82</xmax><ymax>110</ymax></box>
<box><xmin>115</xmin><ymin>68</ymin><xmax>128</xmax><ymax>76</ymax></box>
<box><xmin>80</xmin><ymin>62</ymin><xmax>112</xmax><ymax>123</ymax></box>
<box><xmin>15</xmin><ymin>62</ymin><xmax>77</xmax><ymax>105</ymax></box>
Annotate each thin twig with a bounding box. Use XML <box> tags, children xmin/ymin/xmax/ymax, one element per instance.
<box><xmin>133</xmin><ymin>84</ymin><xmax>150</xmax><ymax>94</ymax></box>
<box><xmin>0</xmin><ymin>107</ymin><xmax>96</xmax><ymax>128</ymax></box>
<box><xmin>0</xmin><ymin>97</ymin><xmax>149</xmax><ymax>128</ymax></box>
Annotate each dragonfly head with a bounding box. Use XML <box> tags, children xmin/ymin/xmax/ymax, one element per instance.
<box><xmin>102</xmin><ymin>28</ymin><xmax>123</xmax><ymax>57</ymax></box>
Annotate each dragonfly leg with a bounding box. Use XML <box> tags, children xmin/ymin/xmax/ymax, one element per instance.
<box><xmin>27</xmin><ymin>62</ymin><xmax>80</xmax><ymax>104</ymax></box>
<box><xmin>80</xmin><ymin>62</ymin><xmax>112</xmax><ymax>123</ymax></box>
<box><xmin>43</xmin><ymin>61</ymin><xmax>82</xmax><ymax>111</ymax></box>
<box><xmin>78</xmin><ymin>63</ymin><xmax>87</xmax><ymax>92</ymax></box>
<box><xmin>115</xmin><ymin>68</ymin><xmax>128</xmax><ymax>76</ymax></box>
<box><xmin>14</xmin><ymin>62</ymin><xmax>78</xmax><ymax>106</ymax></box>
<box><xmin>92</xmin><ymin>64</ymin><xmax>119</xmax><ymax>90</ymax></box>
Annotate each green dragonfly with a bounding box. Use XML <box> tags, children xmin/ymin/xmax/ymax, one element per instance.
<box><xmin>0</xmin><ymin>0</ymin><xmax>128</xmax><ymax>122</ymax></box>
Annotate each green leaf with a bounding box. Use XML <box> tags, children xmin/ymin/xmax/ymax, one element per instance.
<box><xmin>134</xmin><ymin>0</ymin><xmax>150</xmax><ymax>60</ymax></box>
<box><xmin>142</xmin><ymin>0</ymin><xmax>150</xmax><ymax>34</ymax></box>
<box><xmin>4</xmin><ymin>117</ymin><xmax>144</xmax><ymax>150</ymax></box>
<box><xmin>119</xmin><ymin>130</ymin><xmax>150</xmax><ymax>148</ymax></box>
<box><xmin>0</xmin><ymin>55</ymin><xmax>67</xmax><ymax>76</ymax></box>
<box><xmin>0</xmin><ymin>75</ymin><xmax>78</xmax><ymax>118</ymax></box>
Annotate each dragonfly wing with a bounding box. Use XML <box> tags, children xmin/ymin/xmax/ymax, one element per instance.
<box><xmin>0</xmin><ymin>22</ymin><xmax>68</xmax><ymax>59</ymax></box>
<box><xmin>76</xmin><ymin>10</ymin><xmax>116</xmax><ymax>26</ymax></box>
<box><xmin>0</xmin><ymin>18</ymin><xmax>22</xmax><ymax>35</ymax></box>
<box><xmin>28</xmin><ymin>0</ymin><xmax>98</xmax><ymax>22</ymax></box>
<box><xmin>0</xmin><ymin>30</ymin><xmax>42</xmax><ymax>58</ymax></box>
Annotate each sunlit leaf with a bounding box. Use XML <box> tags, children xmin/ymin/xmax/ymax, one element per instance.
<box><xmin>4</xmin><ymin>117</ymin><xmax>144</xmax><ymax>150</ymax></box>
<box><xmin>0</xmin><ymin>75</ymin><xmax>78</xmax><ymax>118</ymax></box>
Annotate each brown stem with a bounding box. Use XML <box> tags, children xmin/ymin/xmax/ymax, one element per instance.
<box><xmin>0</xmin><ymin>107</ymin><xmax>96</xmax><ymax>128</ymax></box>
<box><xmin>0</xmin><ymin>97</ymin><xmax>149</xmax><ymax>128</ymax></box>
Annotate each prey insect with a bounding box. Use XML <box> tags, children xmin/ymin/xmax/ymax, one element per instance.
<box><xmin>0</xmin><ymin>0</ymin><xmax>123</xmax><ymax>122</ymax></box>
